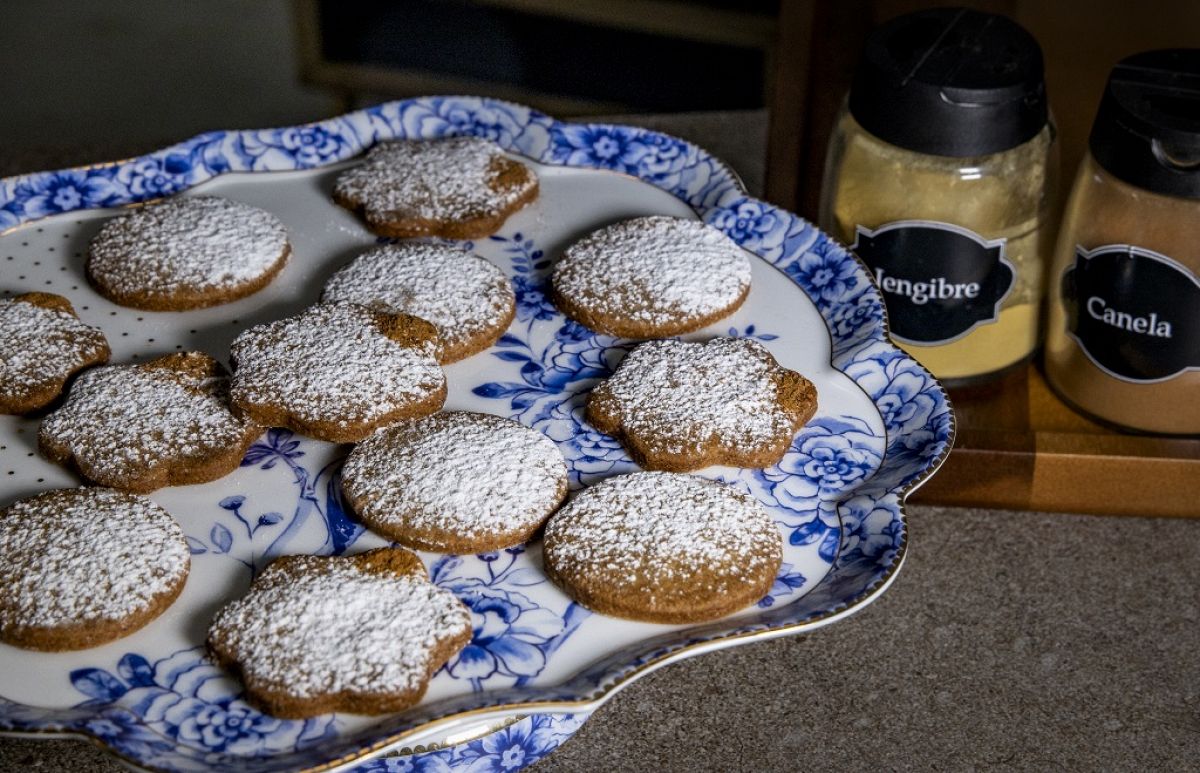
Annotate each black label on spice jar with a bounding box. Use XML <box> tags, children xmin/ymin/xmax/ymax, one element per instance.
<box><xmin>1062</xmin><ymin>245</ymin><xmax>1200</xmax><ymax>383</ymax></box>
<box><xmin>851</xmin><ymin>221</ymin><xmax>1014</xmax><ymax>345</ymax></box>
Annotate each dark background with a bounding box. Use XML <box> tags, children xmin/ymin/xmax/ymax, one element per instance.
<box><xmin>1</xmin><ymin>3</ymin><xmax>1199</xmax><ymax>771</ymax></box>
<box><xmin>3</xmin><ymin>0</ymin><xmax>1200</xmax><ymax>219</ymax></box>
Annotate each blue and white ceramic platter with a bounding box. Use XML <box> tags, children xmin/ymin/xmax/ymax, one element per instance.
<box><xmin>0</xmin><ymin>97</ymin><xmax>954</xmax><ymax>772</ymax></box>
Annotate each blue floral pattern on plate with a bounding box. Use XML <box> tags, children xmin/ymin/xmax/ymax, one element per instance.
<box><xmin>0</xmin><ymin>96</ymin><xmax>953</xmax><ymax>772</ymax></box>
<box><xmin>355</xmin><ymin>714</ymin><xmax>586</xmax><ymax>773</ymax></box>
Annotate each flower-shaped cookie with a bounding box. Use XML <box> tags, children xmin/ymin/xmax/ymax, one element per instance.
<box><xmin>207</xmin><ymin>548</ymin><xmax>473</xmax><ymax>718</ymax></box>
<box><xmin>39</xmin><ymin>352</ymin><xmax>262</xmax><ymax>492</ymax></box>
<box><xmin>0</xmin><ymin>292</ymin><xmax>110</xmax><ymax>414</ymax></box>
<box><xmin>587</xmin><ymin>337</ymin><xmax>818</xmax><ymax>471</ymax></box>
<box><xmin>229</xmin><ymin>303</ymin><xmax>446</xmax><ymax>443</ymax></box>
<box><xmin>332</xmin><ymin>136</ymin><xmax>538</xmax><ymax>239</ymax></box>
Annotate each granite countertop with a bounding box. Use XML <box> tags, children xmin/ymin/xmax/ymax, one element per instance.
<box><xmin>1</xmin><ymin>111</ymin><xmax>1197</xmax><ymax>772</ymax></box>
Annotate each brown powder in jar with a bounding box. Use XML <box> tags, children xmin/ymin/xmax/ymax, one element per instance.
<box><xmin>1044</xmin><ymin>157</ymin><xmax>1200</xmax><ymax>434</ymax></box>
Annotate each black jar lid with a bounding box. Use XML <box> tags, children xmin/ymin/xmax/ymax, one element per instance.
<box><xmin>848</xmin><ymin>7</ymin><xmax>1048</xmax><ymax>158</ymax></box>
<box><xmin>1090</xmin><ymin>50</ymin><xmax>1200</xmax><ymax>200</ymax></box>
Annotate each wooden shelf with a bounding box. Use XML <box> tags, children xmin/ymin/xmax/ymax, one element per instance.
<box><xmin>911</xmin><ymin>362</ymin><xmax>1200</xmax><ymax>517</ymax></box>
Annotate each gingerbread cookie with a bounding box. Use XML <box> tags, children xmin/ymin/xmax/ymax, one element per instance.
<box><xmin>551</xmin><ymin>216</ymin><xmax>752</xmax><ymax>338</ymax></box>
<box><xmin>39</xmin><ymin>352</ymin><xmax>262</xmax><ymax>493</ymax></box>
<box><xmin>207</xmin><ymin>548</ymin><xmax>472</xmax><ymax>718</ymax></box>
<box><xmin>0</xmin><ymin>488</ymin><xmax>190</xmax><ymax>651</ymax></box>
<box><xmin>0</xmin><ymin>293</ymin><xmax>110</xmax><ymax>414</ymax></box>
<box><xmin>342</xmin><ymin>411</ymin><xmax>568</xmax><ymax>553</ymax></box>
<box><xmin>543</xmin><ymin>472</ymin><xmax>781</xmax><ymax>623</ymax></box>
<box><xmin>321</xmin><ymin>243</ymin><xmax>515</xmax><ymax>363</ymax></box>
<box><xmin>229</xmin><ymin>303</ymin><xmax>446</xmax><ymax>443</ymax></box>
<box><xmin>587</xmin><ymin>337</ymin><xmax>817</xmax><ymax>472</ymax></box>
<box><xmin>332</xmin><ymin>137</ymin><xmax>538</xmax><ymax>239</ymax></box>
<box><xmin>87</xmin><ymin>195</ymin><xmax>290</xmax><ymax>310</ymax></box>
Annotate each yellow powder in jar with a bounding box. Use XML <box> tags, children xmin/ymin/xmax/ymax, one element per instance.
<box><xmin>896</xmin><ymin>304</ymin><xmax>1038</xmax><ymax>380</ymax></box>
<box><xmin>822</xmin><ymin>113</ymin><xmax>1055</xmax><ymax>382</ymax></box>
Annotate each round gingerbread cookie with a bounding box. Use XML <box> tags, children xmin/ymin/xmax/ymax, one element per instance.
<box><xmin>87</xmin><ymin>195</ymin><xmax>290</xmax><ymax>310</ymax></box>
<box><xmin>207</xmin><ymin>547</ymin><xmax>472</xmax><ymax>718</ymax></box>
<box><xmin>229</xmin><ymin>303</ymin><xmax>446</xmax><ymax>443</ymax></box>
<box><xmin>332</xmin><ymin>136</ymin><xmax>539</xmax><ymax>239</ymax></box>
<box><xmin>551</xmin><ymin>216</ymin><xmax>752</xmax><ymax>338</ymax></box>
<box><xmin>342</xmin><ymin>411</ymin><xmax>568</xmax><ymax>553</ymax></box>
<box><xmin>39</xmin><ymin>352</ymin><xmax>263</xmax><ymax>493</ymax></box>
<box><xmin>321</xmin><ymin>243</ymin><xmax>515</xmax><ymax>363</ymax></box>
<box><xmin>543</xmin><ymin>472</ymin><xmax>782</xmax><ymax>624</ymax></box>
<box><xmin>0</xmin><ymin>488</ymin><xmax>190</xmax><ymax>651</ymax></box>
<box><xmin>587</xmin><ymin>337</ymin><xmax>818</xmax><ymax>472</ymax></box>
<box><xmin>0</xmin><ymin>292</ymin><xmax>110</xmax><ymax>414</ymax></box>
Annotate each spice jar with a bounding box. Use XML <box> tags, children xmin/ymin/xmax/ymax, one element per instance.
<box><xmin>820</xmin><ymin>8</ymin><xmax>1056</xmax><ymax>384</ymax></box>
<box><xmin>1044</xmin><ymin>50</ymin><xmax>1200</xmax><ymax>435</ymax></box>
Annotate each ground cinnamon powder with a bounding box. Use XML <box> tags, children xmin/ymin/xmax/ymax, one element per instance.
<box><xmin>1044</xmin><ymin>156</ymin><xmax>1200</xmax><ymax>434</ymax></box>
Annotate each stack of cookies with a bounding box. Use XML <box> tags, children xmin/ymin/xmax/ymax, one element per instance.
<box><xmin>0</xmin><ymin>133</ymin><xmax>818</xmax><ymax>720</ymax></box>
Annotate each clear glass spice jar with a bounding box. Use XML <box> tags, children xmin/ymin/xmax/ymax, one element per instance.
<box><xmin>820</xmin><ymin>8</ymin><xmax>1057</xmax><ymax>385</ymax></box>
<box><xmin>1044</xmin><ymin>50</ymin><xmax>1200</xmax><ymax>435</ymax></box>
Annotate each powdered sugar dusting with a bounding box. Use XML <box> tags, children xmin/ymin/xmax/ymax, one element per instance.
<box><xmin>594</xmin><ymin>337</ymin><xmax>793</xmax><ymax>456</ymax></box>
<box><xmin>0</xmin><ymin>297</ymin><xmax>108</xmax><ymax>407</ymax></box>
<box><xmin>0</xmin><ymin>488</ymin><xmax>189</xmax><ymax>629</ymax></box>
<box><xmin>544</xmin><ymin>472</ymin><xmax>780</xmax><ymax>591</ymax></box>
<box><xmin>208</xmin><ymin>556</ymin><xmax>471</xmax><ymax>699</ymax></box>
<box><xmin>230</xmin><ymin>303</ymin><xmax>445</xmax><ymax>428</ymax></box>
<box><xmin>553</xmin><ymin>216</ymin><xmax>751</xmax><ymax>329</ymax></box>
<box><xmin>87</xmin><ymin>195</ymin><xmax>288</xmax><ymax>298</ymax></box>
<box><xmin>39</xmin><ymin>357</ymin><xmax>258</xmax><ymax>485</ymax></box>
<box><xmin>333</xmin><ymin>137</ymin><xmax>535</xmax><ymax>222</ymax></box>
<box><xmin>343</xmin><ymin>412</ymin><xmax>567</xmax><ymax>544</ymax></box>
<box><xmin>321</xmin><ymin>243</ymin><xmax>514</xmax><ymax>361</ymax></box>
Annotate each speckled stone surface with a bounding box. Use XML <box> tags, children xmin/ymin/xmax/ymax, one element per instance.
<box><xmin>3</xmin><ymin>112</ymin><xmax>1198</xmax><ymax>772</ymax></box>
<box><xmin>2</xmin><ymin>506</ymin><xmax>1197</xmax><ymax>772</ymax></box>
<box><xmin>531</xmin><ymin>506</ymin><xmax>1200</xmax><ymax>772</ymax></box>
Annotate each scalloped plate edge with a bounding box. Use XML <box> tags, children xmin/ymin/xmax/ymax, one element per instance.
<box><xmin>0</xmin><ymin>96</ymin><xmax>955</xmax><ymax>773</ymax></box>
